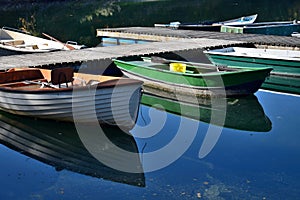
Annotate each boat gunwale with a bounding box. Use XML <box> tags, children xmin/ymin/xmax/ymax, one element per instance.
<box><xmin>0</xmin><ymin>27</ymin><xmax>85</xmax><ymax>52</ymax></box>
<box><xmin>0</xmin><ymin>79</ymin><xmax>142</xmax><ymax>93</ymax></box>
<box><xmin>121</xmin><ymin>67</ymin><xmax>271</xmax><ymax>90</ymax></box>
<box><xmin>113</xmin><ymin>59</ymin><xmax>271</xmax><ymax>78</ymax></box>
<box><xmin>0</xmin><ymin>44</ymin><xmax>58</xmax><ymax>53</ymax></box>
<box><xmin>204</xmin><ymin>47</ymin><xmax>300</xmax><ymax>63</ymax></box>
<box><xmin>221</xmin><ymin>20</ymin><xmax>299</xmax><ymax>28</ymax></box>
<box><xmin>0</xmin><ymin>69</ymin><xmax>143</xmax><ymax>94</ymax></box>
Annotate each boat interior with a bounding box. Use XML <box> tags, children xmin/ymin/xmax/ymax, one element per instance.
<box><xmin>210</xmin><ymin>46</ymin><xmax>300</xmax><ymax>59</ymax></box>
<box><xmin>0</xmin><ymin>27</ymin><xmax>85</xmax><ymax>51</ymax></box>
<box><xmin>0</xmin><ymin>27</ymin><xmax>51</xmax><ymax>50</ymax></box>
<box><xmin>0</xmin><ymin>67</ymin><xmax>121</xmax><ymax>90</ymax></box>
<box><xmin>135</xmin><ymin>57</ymin><xmax>240</xmax><ymax>74</ymax></box>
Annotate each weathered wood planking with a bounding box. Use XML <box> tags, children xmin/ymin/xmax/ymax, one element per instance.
<box><xmin>0</xmin><ymin>38</ymin><xmax>243</xmax><ymax>70</ymax></box>
<box><xmin>97</xmin><ymin>27</ymin><xmax>300</xmax><ymax>47</ymax></box>
<box><xmin>3</xmin><ymin>26</ymin><xmax>300</xmax><ymax>70</ymax></box>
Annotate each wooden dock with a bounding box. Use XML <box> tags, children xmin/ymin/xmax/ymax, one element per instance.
<box><xmin>97</xmin><ymin>27</ymin><xmax>300</xmax><ymax>47</ymax></box>
<box><xmin>1</xmin><ymin>27</ymin><xmax>300</xmax><ymax>70</ymax></box>
<box><xmin>0</xmin><ymin>38</ymin><xmax>243</xmax><ymax>70</ymax></box>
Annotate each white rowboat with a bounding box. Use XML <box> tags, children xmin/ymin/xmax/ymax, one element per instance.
<box><xmin>0</xmin><ymin>27</ymin><xmax>85</xmax><ymax>53</ymax></box>
<box><xmin>0</xmin><ymin>67</ymin><xmax>143</xmax><ymax>129</ymax></box>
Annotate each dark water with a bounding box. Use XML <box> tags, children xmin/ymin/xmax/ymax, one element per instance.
<box><xmin>1</xmin><ymin>1</ymin><xmax>300</xmax><ymax>199</ymax></box>
<box><xmin>1</xmin><ymin>0</ymin><xmax>300</xmax><ymax>46</ymax></box>
<box><xmin>0</xmin><ymin>90</ymin><xmax>299</xmax><ymax>199</ymax></box>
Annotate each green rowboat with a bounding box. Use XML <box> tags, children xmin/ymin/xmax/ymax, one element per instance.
<box><xmin>220</xmin><ymin>21</ymin><xmax>300</xmax><ymax>36</ymax></box>
<box><xmin>204</xmin><ymin>47</ymin><xmax>300</xmax><ymax>94</ymax></box>
<box><xmin>113</xmin><ymin>57</ymin><xmax>272</xmax><ymax>99</ymax></box>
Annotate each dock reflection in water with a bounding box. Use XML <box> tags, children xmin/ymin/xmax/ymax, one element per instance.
<box><xmin>0</xmin><ymin>111</ymin><xmax>145</xmax><ymax>187</ymax></box>
<box><xmin>141</xmin><ymin>93</ymin><xmax>272</xmax><ymax>132</ymax></box>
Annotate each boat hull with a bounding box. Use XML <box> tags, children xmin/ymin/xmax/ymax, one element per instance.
<box><xmin>176</xmin><ymin>14</ymin><xmax>257</xmax><ymax>31</ymax></box>
<box><xmin>204</xmin><ymin>47</ymin><xmax>300</xmax><ymax>94</ymax></box>
<box><xmin>0</xmin><ymin>80</ymin><xmax>143</xmax><ymax>130</ymax></box>
<box><xmin>114</xmin><ymin>60</ymin><xmax>271</xmax><ymax>100</ymax></box>
<box><xmin>220</xmin><ymin>21</ymin><xmax>300</xmax><ymax>36</ymax></box>
<box><xmin>0</xmin><ymin>27</ymin><xmax>84</xmax><ymax>54</ymax></box>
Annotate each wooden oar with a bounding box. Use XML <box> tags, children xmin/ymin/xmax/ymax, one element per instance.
<box><xmin>42</xmin><ymin>33</ymin><xmax>75</xmax><ymax>50</ymax></box>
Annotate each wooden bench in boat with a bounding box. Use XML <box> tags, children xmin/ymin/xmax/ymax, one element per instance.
<box><xmin>0</xmin><ymin>67</ymin><xmax>124</xmax><ymax>90</ymax></box>
<box><xmin>0</xmin><ymin>68</ymin><xmax>44</xmax><ymax>84</ymax></box>
<box><xmin>0</xmin><ymin>67</ymin><xmax>75</xmax><ymax>89</ymax></box>
<box><xmin>0</xmin><ymin>40</ymin><xmax>40</xmax><ymax>49</ymax></box>
<box><xmin>0</xmin><ymin>40</ymin><xmax>25</xmax><ymax>46</ymax></box>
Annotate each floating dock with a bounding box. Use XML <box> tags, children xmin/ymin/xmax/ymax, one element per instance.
<box><xmin>96</xmin><ymin>27</ymin><xmax>300</xmax><ymax>47</ymax></box>
<box><xmin>0</xmin><ymin>38</ymin><xmax>243</xmax><ymax>70</ymax></box>
<box><xmin>1</xmin><ymin>27</ymin><xmax>300</xmax><ymax>70</ymax></box>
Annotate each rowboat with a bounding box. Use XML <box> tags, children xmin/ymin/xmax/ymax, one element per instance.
<box><xmin>0</xmin><ymin>67</ymin><xmax>143</xmax><ymax>129</ymax></box>
<box><xmin>0</xmin><ymin>111</ymin><xmax>145</xmax><ymax>187</ymax></box>
<box><xmin>0</xmin><ymin>27</ymin><xmax>85</xmax><ymax>54</ymax></box>
<box><xmin>113</xmin><ymin>57</ymin><xmax>272</xmax><ymax>99</ymax></box>
<box><xmin>155</xmin><ymin>14</ymin><xmax>257</xmax><ymax>31</ymax></box>
<box><xmin>220</xmin><ymin>20</ymin><xmax>300</xmax><ymax>36</ymax></box>
<box><xmin>204</xmin><ymin>46</ymin><xmax>300</xmax><ymax>94</ymax></box>
<box><xmin>214</xmin><ymin>14</ymin><xmax>258</xmax><ymax>26</ymax></box>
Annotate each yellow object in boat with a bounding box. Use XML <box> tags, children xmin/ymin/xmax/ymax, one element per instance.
<box><xmin>169</xmin><ymin>63</ymin><xmax>186</xmax><ymax>73</ymax></box>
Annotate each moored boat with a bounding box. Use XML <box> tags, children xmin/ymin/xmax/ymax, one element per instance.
<box><xmin>155</xmin><ymin>14</ymin><xmax>257</xmax><ymax>31</ymax></box>
<box><xmin>204</xmin><ymin>46</ymin><xmax>300</xmax><ymax>94</ymax></box>
<box><xmin>220</xmin><ymin>20</ymin><xmax>300</xmax><ymax>36</ymax></box>
<box><xmin>0</xmin><ymin>27</ymin><xmax>85</xmax><ymax>54</ymax></box>
<box><xmin>113</xmin><ymin>57</ymin><xmax>272</xmax><ymax>100</ymax></box>
<box><xmin>0</xmin><ymin>67</ymin><xmax>143</xmax><ymax>129</ymax></box>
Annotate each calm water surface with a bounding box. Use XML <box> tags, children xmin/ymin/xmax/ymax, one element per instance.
<box><xmin>0</xmin><ymin>90</ymin><xmax>299</xmax><ymax>199</ymax></box>
<box><xmin>0</xmin><ymin>1</ymin><xmax>300</xmax><ymax>199</ymax></box>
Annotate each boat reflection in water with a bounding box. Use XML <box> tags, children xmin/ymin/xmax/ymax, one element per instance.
<box><xmin>0</xmin><ymin>111</ymin><xmax>145</xmax><ymax>187</ymax></box>
<box><xmin>141</xmin><ymin>93</ymin><xmax>272</xmax><ymax>132</ymax></box>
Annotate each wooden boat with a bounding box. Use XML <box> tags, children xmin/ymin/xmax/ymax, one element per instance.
<box><xmin>113</xmin><ymin>57</ymin><xmax>272</xmax><ymax>99</ymax></box>
<box><xmin>220</xmin><ymin>20</ymin><xmax>300</xmax><ymax>36</ymax></box>
<box><xmin>0</xmin><ymin>111</ymin><xmax>145</xmax><ymax>187</ymax></box>
<box><xmin>142</xmin><ymin>93</ymin><xmax>271</xmax><ymax>132</ymax></box>
<box><xmin>204</xmin><ymin>46</ymin><xmax>300</xmax><ymax>94</ymax></box>
<box><xmin>0</xmin><ymin>67</ymin><xmax>143</xmax><ymax>129</ymax></box>
<box><xmin>0</xmin><ymin>27</ymin><xmax>85</xmax><ymax>54</ymax></box>
<box><xmin>155</xmin><ymin>14</ymin><xmax>257</xmax><ymax>31</ymax></box>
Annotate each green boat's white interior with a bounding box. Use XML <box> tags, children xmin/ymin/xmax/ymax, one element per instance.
<box><xmin>138</xmin><ymin>56</ymin><xmax>243</xmax><ymax>75</ymax></box>
<box><xmin>206</xmin><ymin>47</ymin><xmax>300</xmax><ymax>60</ymax></box>
<box><xmin>134</xmin><ymin>61</ymin><xmax>220</xmax><ymax>74</ymax></box>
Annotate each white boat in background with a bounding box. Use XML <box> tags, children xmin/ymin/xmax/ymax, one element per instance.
<box><xmin>0</xmin><ymin>27</ymin><xmax>85</xmax><ymax>53</ymax></box>
<box><xmin>0</xmin><ymin>67</ymin><xmax>143</xmax><ymax>130</ymax></box>
<box><xmin>155</xmin><ymin>14</ymin><xmax>258</xmax><ymax>31</ymax></box>
<box><xmin>213</xmin><ymin>14</ymin><xmax>258</xmax><ymax>26</ymax></box>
